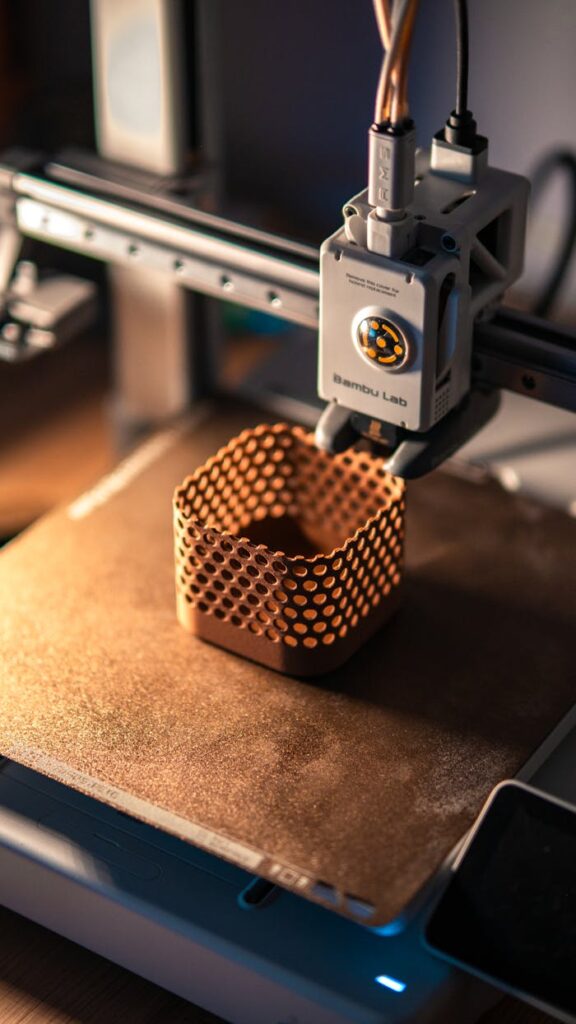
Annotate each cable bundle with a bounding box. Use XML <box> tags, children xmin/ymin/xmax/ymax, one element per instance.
<box><xmin>372</xmin><ymin>0</ymin><xmax>472</xmax><ymax>140</ymax></box>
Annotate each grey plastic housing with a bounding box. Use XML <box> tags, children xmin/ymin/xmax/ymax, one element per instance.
<box><xmin>368</xmin><ymin>125</ymin><xmax>416</xmax><ymax>214</ymax></box>
<box><xmin>319</xmin><ymin>149</ymin><xmax>529</xmax><ymax>433</ymax></box>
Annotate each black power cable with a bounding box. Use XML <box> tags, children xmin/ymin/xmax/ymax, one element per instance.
<box><xmin>454</xmin><ymin>0</ymin><xmax>469</xmax><ymax>117</ymax></box>
<box><xmin>443</xmin><ymin>0</ymin><xmax>481</xmax><ymax>149</ymax></box>
<box><xmin>530</xmin><ymin>150</ymin><xmax>576</xmax><ymax>319</ymax></box>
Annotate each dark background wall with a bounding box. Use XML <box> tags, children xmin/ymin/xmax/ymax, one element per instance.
<box><xmin>216</xmin><ymin>0</ymin><xmax>576</xmax><ymax>310</ymax></box>
<box><xmin>1</xmin><ymin>0</ymin><xmax>575</xmax><ymax>312</ymax></box>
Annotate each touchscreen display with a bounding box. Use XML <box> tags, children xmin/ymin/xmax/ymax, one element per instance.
<box><xmin>426</xmin><ymin>783</ymin><xmax>576</xmax><ymax>1019</ymax></box>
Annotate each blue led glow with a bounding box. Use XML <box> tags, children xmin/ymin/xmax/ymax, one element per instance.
<box><xmin>375</xmin><ymin>974</ymin><xmax>407</xmax><ymax>993</ymax></box>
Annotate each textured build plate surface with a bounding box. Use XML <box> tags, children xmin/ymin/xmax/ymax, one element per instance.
<box><xmin>0</xmin><ymin>402</ymin><xmax>575</xmax><ymax>925</ymax></box>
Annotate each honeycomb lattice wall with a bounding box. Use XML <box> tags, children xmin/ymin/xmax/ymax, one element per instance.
<box><xmin>174</xmin><ymin>424</ymin><xmax>405</xmax><ymax>675</ymax></box>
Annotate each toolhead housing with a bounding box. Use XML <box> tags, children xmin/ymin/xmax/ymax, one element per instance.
<box><xmin>318</xmin><ymin>146</ymin><xmax>529</xmax><ymax>434</ymax></box>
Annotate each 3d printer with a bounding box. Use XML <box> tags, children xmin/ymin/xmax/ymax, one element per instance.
<box><xmin>0</xmin><ymin>2</ymin><xmax>576</xmax><ymax>1022</ymax></box>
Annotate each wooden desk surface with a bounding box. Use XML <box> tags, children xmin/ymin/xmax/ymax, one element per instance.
<box><xmin>0</xmin><ymin>336</ymin><xmax>115</xmax><ymax>538</ymax></box>
<box><xmin>0</xmin><ymin>905</ymin><xmax>220</xmax><ymax>1024</ymax></box>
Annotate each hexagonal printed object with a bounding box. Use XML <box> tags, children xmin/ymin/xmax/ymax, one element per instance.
<box><xmin>173</xmin><ymin>424</ymin><xmax>405</xmax><ymax>676</ymax></box>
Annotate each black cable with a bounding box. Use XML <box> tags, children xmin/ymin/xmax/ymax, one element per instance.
<box><xmin>530</xmin><ymin>150</ymin><xmax>576</xmax><ymax>319</ymax></box>
<box><xmin>454</xmin><ymin>0</ymin><xmax>469</xmax><ymax>117</ymax></box>
<box><xmin>443</xmin><ymin>0</ymin><xmax>479</xmax><ymax>147</ymax></box>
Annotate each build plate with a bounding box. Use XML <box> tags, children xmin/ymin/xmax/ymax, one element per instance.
<box><xmin>0</xmin><ymin>402</ymin><xmax>575</xmax><ymax>925</ymax></box>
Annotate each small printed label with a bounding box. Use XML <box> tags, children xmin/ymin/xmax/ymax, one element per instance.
<box><xmin>333</xmin><ymin>373</ymin><xmax>407</xmax><ymax>407</ymax></box>
<box><xmin>268</xmin><ymin>863</ymin><xmax>311</xmax><ymax>889</ymax></box>
<box><xmin>346</xmin><ymin>272</ymin><xmax>399</xmax><ymax>299</ymax></box>
<box><xmin>377</xmin><ymin>142</ymin><xmax>392</xmax><ymax>205</ymax></box>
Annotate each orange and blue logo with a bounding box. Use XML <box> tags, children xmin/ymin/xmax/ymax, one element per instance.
<box><xmin>356</xmin><ymin>316</ymin><xmax>408</xmax><ymax>370</ymax></box>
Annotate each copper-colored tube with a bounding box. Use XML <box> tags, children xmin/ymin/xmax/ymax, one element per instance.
<box><xmin>374</xmin><ymin>0</ymin><xmax>419</xmax><ymax>126</ymax></box>
<box><xmin>372</xmin><ymin>0</ymin><xmax>391</xmax><ymax>48</ymax></box>
<box><xmin>372</xmin><ymin>0</ymin><xmax>391</xmax><ymax>122</ymax></box>
<box><xmin>388</xmin><ymin>0</ymin><xmax>418</xmax><ymax>123</ymax></box>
